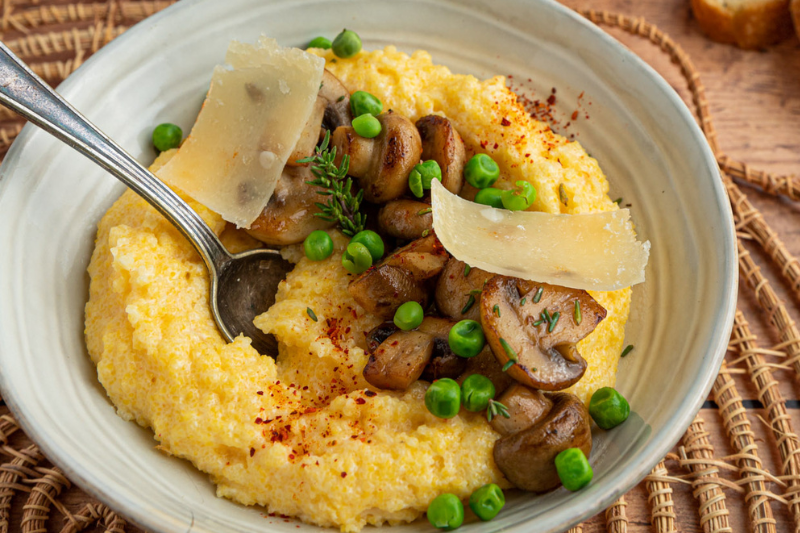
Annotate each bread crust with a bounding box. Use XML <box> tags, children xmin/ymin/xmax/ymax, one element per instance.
<box><xmin>691</xmin><ymin>0</ymin><xmax>794</xmax><ymax>49</ymax></box>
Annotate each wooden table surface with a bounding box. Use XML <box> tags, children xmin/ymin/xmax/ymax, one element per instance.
<box><xmin>2</xmin><ymin>0</ymin><xmax>799</xmax><ymax>531</ymax></box>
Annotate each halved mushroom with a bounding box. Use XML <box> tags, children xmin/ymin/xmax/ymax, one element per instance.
<box><xmin>416</xmin><ymin>115</ymin><xmax>466</xmax><ymax>194</ymax></box>
<box><xmin>489</xmin><ymin>383</ymin><xmax>552</xmax><ymax>437</ymax></box>
<box><xmin>435</xmin><ymin>258</ymin><xmax>492</xmax><ymax>323</ymax></box>
<box><xmin>331</xmin><ymin>112</ymin><xmax>422</xmax><ymax>203</ymax></box>
<box><xmin>481</xmin><ymin>276</ymin><xmax>606</xmax><ymax>391</ymax></box>
<box><xmin>245</xmin><ymin>166</ymin><xmax>335</xmax><ymax>245</ymax></box>
<box><xmin>493</xmin><ymin>392</ymin><xmax>592</xmax><ymax>492</ymax></box>
<box><xmin>319</xmin><ymin>70</ymin><xmax>352</xmax><ymax>131</ymax></box>
<box><xmin>363</xmin><ymin>330</ymin><xmax>434</xmax><ymax>390</ymax></box>
<box><xmin>348</xmin><ymin>234</ymin><xmax>449</xmax><ymax>318</ymax></box>
<box><xmin>417</xmin><ymin>316</ymin><xmax>467</xmax><ymax>381</ymax></box>
<box><xmin>378</xmin><ymin>199</ymin><xmax>432</xmax><ymax>241</ymax></box>
<box><xmin>286</xmin><ymin>96</ymin><xmax>326</xmax><ymax>166</ymax></box>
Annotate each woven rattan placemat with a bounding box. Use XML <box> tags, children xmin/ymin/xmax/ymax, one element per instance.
<box><xmin>1</xmin><ymin>1</ymin><xmax>799</xmax><ymax>532</ymax></box>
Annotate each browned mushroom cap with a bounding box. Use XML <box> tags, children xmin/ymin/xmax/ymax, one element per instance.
<box><xmin>416</xmin><ymin>115</ymin><xmax>466</xmax><ymax>194</ymax></box>
<box><xmin>331</xmin><ymin>112</ymin><xmax>422</xmax><ymax>203</ymax></box>
<box><xmin>319</xmin><ymin>69</ymin><xmax>351</xmax><ymax>131</ymax></box>
<box><xmin>348</xmin><ymin>234</ymin><xmax>449</xmax><ymax>318</ymax></box>
<box><xmin>493</xmin><ymin>392</ymin><xmax>592</xmax><ymax>492</ymax></box>
<box><xmin>435</xmin><ymin>258</ymin><xmax>493</xmax><ymax>322</ymax></box>
<box><xmin>489</xmin><ymin>383</ymin><xmax>552</xmax><ymax>437</ymax></box>
<box><xmin>363</xmin><ymin>330</ymin><xmax>434</xmax><ymax>390</ymax></box>
<box><xmin>286</xmin><ymin>96</ymin><xmax>326</xmax><ymax>166</ymax></box>
<box><xmin>457</xmin><ymin>345</ymin><xmax>515</xmax><ymax>396</ymax></box>
<box><xmin>481</xmin><ymin>276</ymin><xmax>606</xmax><ymax>391</ymax></box>
<box><xmin>245</xmin><ymin>166</ymin><xmax>335</xmax><ymax>245</ymax></box>
<box><xmin>378</xmin><ymin>199</ymin><xmax>432</xmax><ymax>241</ymax></box>
<box><xmin>417</xmin><ymin>316</ymin><xmax>467</xmax><ymax>381</ymax></box>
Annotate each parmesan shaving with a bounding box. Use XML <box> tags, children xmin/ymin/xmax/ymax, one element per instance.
<box><xmin>156</xmin><ymin>37</ymin><xmax>324</xmax><ymax>228</ymax></box>
<box><xmin>431</xmin><ymin>180</ymin><xmax>650</xmax><ymax>291</ymax></box>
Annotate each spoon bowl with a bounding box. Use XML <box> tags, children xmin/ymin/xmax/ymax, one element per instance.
<box><xmin>0</xmin><ymin>41</ymin><xmax>289</xmax><ymax>355</ymax></box>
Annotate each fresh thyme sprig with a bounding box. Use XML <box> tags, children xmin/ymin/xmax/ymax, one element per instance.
<box><xmin>298</xmin><ymin>131</ymin><xmax>366</xmax><ymax>236</ymax></box>
<box><xmin>487</xmin><ymin>399</ymin><xmax>510</xmax><ymax>422</ymax></box>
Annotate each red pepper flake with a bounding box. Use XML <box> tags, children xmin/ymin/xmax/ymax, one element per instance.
<box><xmin>256</xmin><ymin>391</ymin><xmax>263</xmax><ymax>395</ymax></box>
<box><xmin>289</xmin><ymin>454</ymin><xmax>295</xmax><ymax>460</ymax></box>
<box><xmin>365</xmin><ymin>390</ymin><xmax>377</xmax><ymax>397</ymax></box>
<box><xmin>493</xmin><ymin>143</ymin><xmax>499</xmax><ymax>149</ymax></box>
<box><xmin>341</xmin><ymin>472</ymin><xmax>347</xmax><ymax>478</ymax></box>
<box><xmin>355</xmin><ymin>398</ymin><xmax>366</xmax><ymax>405</ymax></box>
<box><xmin>571</xmin><ymin>110</ymin><xmax>579</xmax><ymax>121</ymax></box>
<box><xmin>255</xmin><ymin>417</ymin><xmax>263</xmax><ymax>424</ymax></box>
<box><xmin>547</xmin><ymin>94</ymin><xmax>556</xmax><ymax>106</ymax></box>
<box><xmin>250</xmin><ymin>448</ymin><xmax>255</xmax><ymax>457</ymax></box>
<box><xmin>501</xmin><ymin>117</ymin><xmax>511</xmax><ymax>126</ymax></box>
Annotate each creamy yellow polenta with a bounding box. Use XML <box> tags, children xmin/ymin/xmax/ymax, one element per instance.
<box><xmin>85</xmin><ymin>46</ymin><xmax>630</xmax><ymax>532</ymax></box>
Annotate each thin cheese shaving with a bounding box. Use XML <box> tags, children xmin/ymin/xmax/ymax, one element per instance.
<box><xmin>157</xmin><ymin>37</ymin><xmax>324</xmax><ymax>228</ymax></box>
<box><xmin>431</xmin><ymin>180</ymin><xmax>650</xmax><ymax>291</ymax></box>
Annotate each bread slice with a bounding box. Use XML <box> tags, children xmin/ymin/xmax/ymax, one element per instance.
<box><xmin>792</xmin><ymin>0</ymin><xmax>800</xmax><ymax>41</ymax></box>
<box><xmin>691</xmin><ymin>0</ymin><xmax>794</xmax><ymax>48</ymax></box>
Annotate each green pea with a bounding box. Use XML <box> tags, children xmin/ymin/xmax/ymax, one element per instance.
<box><xmin>152</xmin><ymin>123</ymin><xmax>182</xmax><ymax>152</ymax></box>
<box><xmin>341</xmin><ymin>242</ymin><xmax>372</xmax><ymax>274</ymax></box>
<box><xmin>464</xmin><ymin>153</ymin><xmax>500</xmax><ymax>189</ymax></box>
<box><xmin>501</xmin><ymin>180</ymin><xmax>537</xmax><ymax>211</ymax></box>
<box><xmin>303</xmin><ymin>230</ymin><xmax>334</xmax><ymax>261</ymax></box>
<box><xmin>352</xmin><ymin>113</ymin><xmax>382</xmax><ymax>138</ymax></box>
<box><xmin>414</xmin><ymin>160</ymin><xmax>443</xmax><ymax>191</ymax></box>
<box><xmin>425</xmin><ymin>378</ymin><xmax>461</xmax><ymax>419</ymax></box>
<box><xmin>589</xmin><ymin>387</ymin><xmax>630</xmax><ymax>430</ymax></box>
<box><xmin>331</xmin><ymin>29</ymin><xmax>362</xmax><ymax>58</ymax></box>
<box><xmin>427</xmin><ymin>493</ymin><xmax>464</xmax><ymax>530</ymax></box>
<box><xmin>409</xmin><ymin>169</ymin><xmax>424</xmax><ymax>198</ymax></box>
<box><xmin>469</xmin><ymin>484</ymin><xmax>505</xmax><ymax>521</ymax></box>
<box><xmin>394</xmin><ymin>301</ymin><xmax>424</xmax><ymax>331</ymax></box>
<box><xmin>555</xmin><ymin>448</ymin><xmax>593</xmax><ymax>491</ymax></box>
<box><xmin>474</xmin><ymin>187</ymin><xmax>504</xmax><ymax>209</ymax></box>
<box><xmin>448</xmin><ymin>320</ymin><xmax>485</xmax><ymax>358</ymax></box>
<box><xmin>350</xmin><ymin>230</ymin><xmax>384</xmax><ymax>262</ymax></box>
<box><xmin>461</xmin><ymin>374</ymin><xmax>495</xmax><ymax>412</ymax></box>
<box><xmin>350</xmin><ymin>91</ymin><xmax>382</xmax><ymax>117</ymax></box>
<box><xmin>307</xmin><ymin>36</ymin><xmax>332</xmax><ymax>50</ymax></box>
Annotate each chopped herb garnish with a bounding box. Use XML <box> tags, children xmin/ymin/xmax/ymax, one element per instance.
<box><xmin>469</xmin><ymin>289</ymin><xmax>482</xmax><ymax>296</ymax></box>
<box><xmin>541</xmin><ymin>309</ymin><xmax>551</xmax><ymax>323</ymax></box>
<box><xmin>533</xmin><ymin>319</ymin><xmax>544</xmax><ymax>327</ymax></box>
<box><xmin>487</xmin><ymin>399</ymin><xmax>510</xmax><ymax>422</ymax></box>
<box><xmin>307</xmin><ymin>307</ymin><xmax>318</xmax><ymax>322</ymax></box>
<box><xmin>417</xmin><ymin>207</ymin><xmax>432</xmax><ymax>216</ymax></box>
<box><xmin>574</xmin><ymin>300</ymin><xmax>582</xmax><ymax>325</ymax></box>
<box><xmin>520</xmin><ymin>297</ymin><xmax>527</xmax><ymax>306</ymax></box>
<box><xmin>300</xmin><ymin>130</ymin><xmax>366</xmax><ymax>236</ymax></box>
<box><xmin>336</xmin><ymin>95</ymin><xmax>346</xmax><ymax>102</ymax></box>
<box><xmin>502</xmin><ymin>361</ymin><xmax>515</xmax><ymax>372</ymax></box>
<box><xmin>493</xmin><ymin>304</ymin><xmax>501</xmax><ymax>317</ymax></box>
<box><xmin>464</xmin><ymin>264</ymin><xmax>471</xmax><ymax>277</ymax></box>
<box><xmin>461</xmin><ymin>295</ymin><xmax>476</xmax><ymax>314</ymax></box>
<box><xmin>559</xmin><ymin>183</ymin><xmax>568</xmax><ymax>206</ymax></box>
<box><xmin>421</xmin><ymin>229</ymin><xmax>431</xmax><ymax>237</ymax></box>
<box><xmin>614</xmin><ymin>197</ymin><xmax>622</xmax><ymax>204</ymax></box>
<box><xmin>621</xmin><ymin>344</ymin><xmax>634</xmax><ymax>358</ymax></box>
<box><xmin>548</xmin><ymin>312</ymin><xmax>560</xmax><ymax>333</ymax></box>
<box><xmin>533</xmin><ymin>287</ymin><xmax>543</xmax><ymax>303</ymax></box>
<box><xmin>499</xmin><ymin>338</ymin><xmax>518</xmax><ymax>362</ymax></box>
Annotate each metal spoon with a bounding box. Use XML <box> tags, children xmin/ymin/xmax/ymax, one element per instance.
<box><xmin>0</xmin><ymin>42</ymin><xmax>292</xmax><ymax>356</ymax></box>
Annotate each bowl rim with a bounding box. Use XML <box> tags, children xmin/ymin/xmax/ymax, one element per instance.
<box><xmin>0</xmin><ymin>0</ymin><xmax>738</xmax><ymax>531</ymax></box>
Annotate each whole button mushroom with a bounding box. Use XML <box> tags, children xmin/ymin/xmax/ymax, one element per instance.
<box><xmin>331</xmin><ymin>112</ymin><xmax>422</xmax><ymax>203</ymax></box>
<box><xmin>377</xmin><ymin>199</ymin><xmax>433</xmax><ymax>241</ymax></box>
<box><xmin>245</xmin><ymin>166</ymin><xmax>336</xmax><ymax>245</ymax></box>
<box><xmin>415</xmin><ymin>115</ymin><xmax>466</xmax><ymax>195</ymax></box>
<box><xmin>481</xmin><ymin>276</ymin><xmax>607</xmax><ymax>391</ymax></box>
<box><xmin>489</xmin><ymin>383</ymin><xmax>553</xmax><ymax>437</ymax></box>
<box><xmin>493</xmin><ymin>392</ymin><xmax>592</xmax><ymax>492</ymax></box>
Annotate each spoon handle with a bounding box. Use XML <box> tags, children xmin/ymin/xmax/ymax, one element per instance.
<box><xmin>0</xmin><ymin>41</ymin><xmax>230</xmax><ymax>272</ymax></box>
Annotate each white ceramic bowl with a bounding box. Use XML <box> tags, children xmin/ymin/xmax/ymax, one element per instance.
<box><xmin>0</xmin><ymin>0</ymin><xmax>737</xmax><ymax>532</ymax></box>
